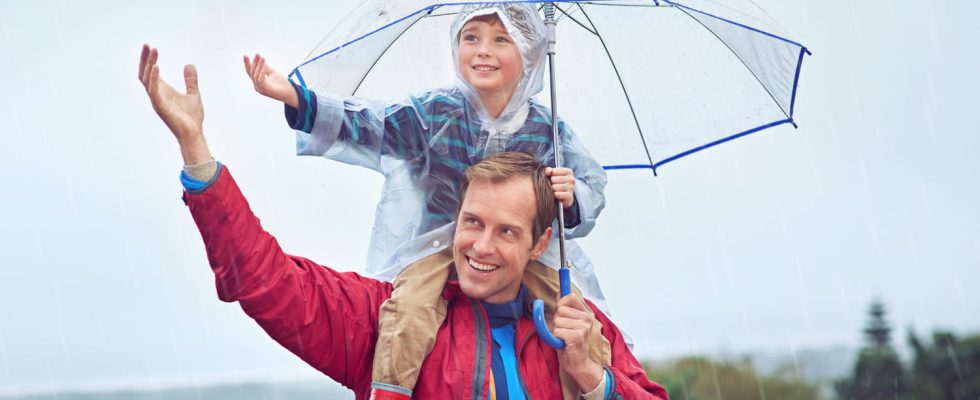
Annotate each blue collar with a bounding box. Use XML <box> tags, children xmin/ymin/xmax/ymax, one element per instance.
<box><xmin>481</xmin><ymin>286</ymin><xmax>528</xmax><ymax>328</ymax></box>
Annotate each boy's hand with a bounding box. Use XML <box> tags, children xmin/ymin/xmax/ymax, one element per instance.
<box><xmin>545</xmin><ymin>167</ymin><xmax>575</xmax><ymax>209</ymax></box>
<box><xmin>138</xmin><ymin>44</ymin><xmax>211</xmax><ymax>165</ymax></box>
<box><xmin>244</xmin><ymin>54</ymin><xmax>299</xmax><ymax>109</ymax></box>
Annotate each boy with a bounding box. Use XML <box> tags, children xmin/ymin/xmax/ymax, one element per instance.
<box><xmin>243</xmin><ymin>4</ymin><xmax>611</xmax><ymax>398</ymax></box>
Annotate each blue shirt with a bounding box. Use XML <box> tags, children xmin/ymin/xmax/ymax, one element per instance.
<box><xmin>482</xmin><ymin>287</ymin><xmax>528</xmax><ymax>400</ymax></box>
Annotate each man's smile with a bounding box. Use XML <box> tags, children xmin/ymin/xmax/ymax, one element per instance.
<box><xmin>466</xmin><ymin>256</ymin><xmax>500</xmax><ymax>272</ymax></box>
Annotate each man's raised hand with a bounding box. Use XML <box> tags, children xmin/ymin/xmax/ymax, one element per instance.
<box><xmin>138</xmin><ymin>44</ymin><xmax>211</xmax><ymax>165</ymax></box>
<box><xmin>243</xmin><ymin>54</ymin><xmax>299</xmax><ymax>108</ymax></box>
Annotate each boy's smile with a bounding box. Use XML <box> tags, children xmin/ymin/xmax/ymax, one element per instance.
<box><xmin>457</xmin><ymin>17</ymin><xmax>523</xmax><ymax>108</ymax></box>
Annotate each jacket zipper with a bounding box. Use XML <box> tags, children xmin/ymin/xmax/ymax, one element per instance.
<box><xmin>470</xmin><ymin>299</ymin><xmax>490</xmax><ymax>400</ymax></box>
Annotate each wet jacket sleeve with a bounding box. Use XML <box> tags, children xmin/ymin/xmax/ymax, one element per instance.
<box><xmin>286</xmin><ymin>83</ymin><xmax>427</xmax><ymax>173</ymax></box>
<box><xmin>182</xmin><ymin>164</ymin><xmax>392</xmax><ymax>395</ymax></box>
<box><xmin>590</xmin><ymin>302</ymin><xmax>670</xmax><ymax>400</ymax></box>
<box><xmin>560</xmin><ymin>122</ymin><xmax>608</xmax><ymax>239</ymax></box>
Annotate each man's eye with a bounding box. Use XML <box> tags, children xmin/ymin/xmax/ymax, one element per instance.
<box><xmin>501</xmin><ymin>228</ymin><xmax>514</xmax><ymax>236</ymax></box>
<box><xmin>466</xmin><ymin>217</ymin><xmax>479</xmax><ymax>225</ymax></box>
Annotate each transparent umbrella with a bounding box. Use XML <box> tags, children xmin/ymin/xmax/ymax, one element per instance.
<box><xmin>289</xmin><ymin>0</ymin><xmax>812</xmax><ymax>176</ymax></box>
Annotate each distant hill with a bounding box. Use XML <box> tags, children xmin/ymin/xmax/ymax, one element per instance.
<box><xmin>644</xmin><ymin>346</ymin><xmax>859</xmax><ymax>384</ymax></box>
<box><xmin>746</xmin><ymin>346</ymin><xmax>858</xmax><ymax>382</ymax></box>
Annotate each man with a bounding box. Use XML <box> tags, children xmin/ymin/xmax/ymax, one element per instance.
<box><xmin>137</xmin><ymin>44</ymin><xmax>668</xmax><ymax>400</ymax></box>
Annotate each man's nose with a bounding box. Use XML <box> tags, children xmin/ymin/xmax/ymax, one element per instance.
<box><xmin>472</xmin><ymin>230</ymin><xmax>495</xmax><ymax>256</ymax></box>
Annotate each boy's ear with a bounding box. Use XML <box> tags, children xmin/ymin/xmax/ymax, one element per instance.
<box><xmin>529</xmin><ymin>227</ymin><xmax>552</xmax><ymax>260</ymax></box>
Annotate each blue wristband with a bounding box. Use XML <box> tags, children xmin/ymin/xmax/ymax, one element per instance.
<box><xmin>180</xmin><ymin>170</ymin><xmax>210</xmax><ymax>191</ymax></box>
<box><xmin>603</xmin><ymin>369</ymin><xmax>612</xmax><ymax>399</ymax></box>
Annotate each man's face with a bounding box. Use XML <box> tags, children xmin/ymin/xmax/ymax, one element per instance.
<box><xmin>453</xmin><ymin>177</ymin><xmax>551</xmax><ymax>304</ymax></box>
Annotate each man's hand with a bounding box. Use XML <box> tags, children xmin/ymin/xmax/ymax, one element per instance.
<box><xmin>138</xmin><ymin>44</ymin><xmax>211</xmax><ymax>165</ymax></box>
<box><xmin>244</xmin><ymin>54</ymin><xmax>299</xmax><ymax>109</ymax></box>
<box><xmin>545</xmin><ymin>167</ymin><xmax>576</xmax><ymax>209</ymax></box>
<box><xmin>553</xmin><ymin>293</ymin><xmax>604</xmax><ymax>393</ymax></box>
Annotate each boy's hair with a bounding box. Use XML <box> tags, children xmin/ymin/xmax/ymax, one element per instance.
<box><xmin>455</xmin><ymin>7</ymin><xmax>542</xmax><ymax>47</ymax></box>
<box><xmin>455</xmin><ymin>13</ymin><xmax>506</xmax><ymax>44</ymax></box>
<box><xmin>458</xmin><ymin>152</ymin><xmax>556</xmax><ymax>244</ymax></box>
<box><xmin>467</xmin><ymin>13</ymin><xmax>505</xmax><ymax>26</ymax></box>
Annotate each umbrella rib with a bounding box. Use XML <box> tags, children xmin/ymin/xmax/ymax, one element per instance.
<box><xmin>576</xmin><ymin>4</ymin><xmax>658</xmax><ymax>174</ymax></box>
<box><xmin>672</xmin><ymin>7</ymin><xmax>791</xmax><ymax>118</ymax></box>
<box><xmin>351</xmin><ymin>14</ymin><xmax>428</xmax><ymax>96</ymax></box>
<box><xmin>579</xmin><ymin>1</ymin><xmax>667</xmax><ymax>8</ymax></box>
<box><xmin>554</xmin><ymin>4</ymin><xmax>598</xmax><ymax>36</ymax></box>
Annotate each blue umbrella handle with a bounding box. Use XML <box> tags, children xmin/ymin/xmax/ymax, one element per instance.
<box><xmin>533</xmin><ymin>267</ymin><xmax>571</xmax><ymax>349</ymax></box>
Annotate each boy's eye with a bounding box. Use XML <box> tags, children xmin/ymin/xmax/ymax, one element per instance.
<box><xmin>463</xmin><ymin>34</ymin><xmax>478</xmax><ymax>42</ymax></box>
<box><xmin>495</xmin><ymin>37</ymin><xmax>511</xmax><ymax>43</ymax></box>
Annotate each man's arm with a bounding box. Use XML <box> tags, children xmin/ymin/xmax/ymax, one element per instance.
<box><xmin>552</xmin><ymin>292</ymin><xmax>668</xmax><ymax>399</ymax></box>
<box><xmin>183</xmin><ymin>165</ymin><xmax>390</xmax><ymax>394</ymax></box>
<box><xmin>139</xmin><ymin>45</ymin><xmax>389</xmax><ymax>395</ymax></box>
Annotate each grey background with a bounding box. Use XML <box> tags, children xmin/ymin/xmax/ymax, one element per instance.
<box><xmin>0</xmin><ymin>0</ymin><xmax>976</xmax><ymax>396</ymax></box>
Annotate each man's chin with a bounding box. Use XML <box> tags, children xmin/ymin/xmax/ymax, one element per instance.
<box><xmin>457</xmin><ymin>280</ymin><xmax>487</xmax><ymax>300</ymax></box>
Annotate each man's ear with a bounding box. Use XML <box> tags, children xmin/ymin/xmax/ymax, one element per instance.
<box><xmin>529</xmin><ymin>227</ymin><xmax>552</xmax><ymax>260</ymax></box>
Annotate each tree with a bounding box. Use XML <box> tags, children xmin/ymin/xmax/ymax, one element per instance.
<box><xmin>835</xmin><ymin>299</ymin><xmax>905</xmax><ymax>400</ymax></box>
<box><xmin>904</xmin><ymin>330</ymin><xmax>980</xmax><ymax>400</ymax></box>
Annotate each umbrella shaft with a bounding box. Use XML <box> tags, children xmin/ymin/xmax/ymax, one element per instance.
<box><xmin>545</xmin><ymin>3</ymin><xmax>568</xmax><ymax>270</ymax></box>
<box><xmin>550</xmin><ymin>52</ymin><xmax>567</xmax><ymax>270</ymax></box>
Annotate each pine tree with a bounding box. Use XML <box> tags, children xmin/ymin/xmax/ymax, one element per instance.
<box><xmin>835</xmin><ymin>299</ymin><xmax>905</xmax><ymax>400</ymax></box>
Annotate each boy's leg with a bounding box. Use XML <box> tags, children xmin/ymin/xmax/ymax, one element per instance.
<box><xmin>372</xmin><ymin>248</ymin><xmax>454</xmax><ymax>396</ymax></box>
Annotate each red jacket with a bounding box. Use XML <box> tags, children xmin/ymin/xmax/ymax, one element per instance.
<box><xmin>183</xmin><ymin>165</ymin><xmax>668</xmax><ymax>400</ymax></box>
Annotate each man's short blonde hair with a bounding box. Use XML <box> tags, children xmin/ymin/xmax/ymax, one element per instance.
<box><xmin>458</xmin><ymin>152</ymin><xmax>556</xmax><ymax>243</ymax></box>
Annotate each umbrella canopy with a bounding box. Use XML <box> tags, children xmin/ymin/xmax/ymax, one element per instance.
<box><xmin>289</xmin><ymin>0</ymin><xmax>811</xmax><ymax>174</ymax></box>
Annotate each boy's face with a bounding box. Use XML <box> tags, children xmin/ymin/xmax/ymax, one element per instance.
<box><xmin>457</xmin><ymin>17</ymin><xmax>523</xmax><ymax>100</ymax></box>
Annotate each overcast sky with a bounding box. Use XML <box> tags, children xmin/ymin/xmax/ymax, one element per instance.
<box><xmin>0</xmin><ymin>0</ymin><xmax>977</xmax><ymax>396</ymax></box>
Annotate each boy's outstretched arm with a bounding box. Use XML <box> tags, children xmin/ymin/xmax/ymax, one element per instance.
<box><xmin>138</xmin><ymin>44</ymin><xmax>212</xmax><ymax>166</ymax></box>
<box><xmin>244</xmin><ymin>54</ymin><xmax>299</xmax><ymax>109</ymax></box>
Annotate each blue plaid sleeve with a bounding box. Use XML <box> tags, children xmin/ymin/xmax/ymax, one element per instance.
<box><xmin>285</xmin><ymin>82</ymin><xmax>317</xmax><ymax>133</ymax></box>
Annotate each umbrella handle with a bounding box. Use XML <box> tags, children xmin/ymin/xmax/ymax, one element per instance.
<box><xmin>532</xmin><ymin>267</ymin><xmax>571</xmax><ymax>349</ymax></box>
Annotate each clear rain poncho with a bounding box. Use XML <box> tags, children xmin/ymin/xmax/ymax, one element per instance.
<box><xmin>291</xmin><ymin>3</ymin><xmax>611</xmax><ymax>312</ymax></box>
